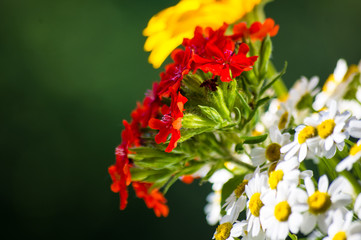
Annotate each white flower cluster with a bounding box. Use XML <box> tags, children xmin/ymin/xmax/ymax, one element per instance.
<box><xmin>211</xmin><ymin>59</ymin><xmax>361</xmax><ymax>240</ymax></box>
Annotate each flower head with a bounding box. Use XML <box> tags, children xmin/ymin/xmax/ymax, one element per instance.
<box><xmin>149</xmin><ymin>91</ymin><xmax>188</xmax><ymax>152</ymax></box>
<box><xmin>143</xmin><ymin>0</ymin><xmax>261</xmax><ymax>68</ymax></box>
<box><xmin>132</xmin><ymin>182</ymin><xmax>169</xmax><ymax>217</ymax></box>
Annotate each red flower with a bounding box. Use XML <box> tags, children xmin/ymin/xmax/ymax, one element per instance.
<box><xmin>232</xmin><ymin>18</ymin><xmax>279</xmax><ymax>41</ymax></box>
<box><xmin>109</xmin><ymin>141</ymin><xmax>132</xmax><ymax>210</ymax></box>
<box><xmin>149</xmin><ymin>91</ymin><xmax>188</xmax><ymax>152</ymax></box>
<box><xmin>131</xmin><ymin>82</ymin><xmax>162</xmax><ymax>128</ymax></box>
<box><xmin>132</xmin><ymin>182</ymin><xmax>169</xmax><ymax>217</ymax></box>
<box><xmin>158</xmin><ymin>47</ymin><xmax>193</xmax><ymax>98</ymax></box>
<box><xmin>193</xmin><ymin>42</ymin><xmax>258</xmax><ymax>82</ymax></box>
<box><xmin>183</xmin><ymin>23</ymin><xmax>229</xmax><ymax>58</ymax></box>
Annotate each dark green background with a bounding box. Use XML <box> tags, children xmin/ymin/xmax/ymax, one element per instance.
<box><xmin>1</xmin><ymin>0</ymin><xmax>360</xmax><ymax>239</ymax></box>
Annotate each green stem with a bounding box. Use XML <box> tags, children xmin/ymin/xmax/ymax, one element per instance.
<box><xmin>226</xmin><ymin>155</ymin><xmax>256</xmax><ymax>171</ymax></box>
<box><xmin>345</xmin><ymin>139</ymin><xmax>355</xmax><ymax>147</ymax></box>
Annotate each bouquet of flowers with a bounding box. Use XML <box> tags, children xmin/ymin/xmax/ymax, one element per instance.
<box><xmin>108</xmin><ymin>1</ymin><xmax>361</xmax><ymax>239</ymax></box>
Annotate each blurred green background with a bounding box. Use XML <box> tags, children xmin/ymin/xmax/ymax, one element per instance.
<box><xmin>1</xmin><ymin>0</ymin><xmax>360</xmax><ymax>239</ymax></box>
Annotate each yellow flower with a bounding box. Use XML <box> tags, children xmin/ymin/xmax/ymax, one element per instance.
<box><xmin>143</xmin><ymin>0</ymin><xmax>262</xmax><ymax>68</ymax></box>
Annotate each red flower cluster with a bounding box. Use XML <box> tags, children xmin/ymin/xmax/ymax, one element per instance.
<box><xmin>109</xmin><ymin>19</ymin><xmax>278</xmax><ymax>216</ymax></box>
<box><xmin>133</xmin><ymin>182</ymin><xmax>169</xmax><ymax>217</ymax></box>
<box><xmin>231</xmin><ymin>18</ymin><xmax>279</xmax><ymax>41</ymax></box>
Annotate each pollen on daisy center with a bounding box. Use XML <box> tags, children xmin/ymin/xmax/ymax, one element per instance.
<box><xmin>268</xmin><ymin>169</ymin><xmax>284</xmax><ymax>189</ymax></box>
<box><xmin>307</xmin><ymin>191</ymin><xmax>331</xmax><ymax>214</ymax></box>
<box><xmin>332</xmin><ymin>231</ymin><xmax>347</xmax><ymax>240</ymax></box>
<box><xmin>249</xmin><ymin>192</ymin><xmax>263</xmax><ymax>217</ymax></box>
<box><xmin>274</xmin><ymin>201</ymin><xmax>291</xmax><ymax>222</ymax></box>
<box><xmin>215</xmin><ymin>222</ymin><xmax>232</xmax><ymax>240</ymax></box>
<box><xmin>278</xmin><ymin>111</ymin><xmax>288</xmax><ymax>130</ymax></box>
<box><xmin>298</xmin><ymin>126</ymin><xmax>317</xmax><ymax>144</ymax></box>
<box><xmin>317</xmin><ymin>119</ymin><xmax>336</xmax><ymax>139</ymax></box>
<box><xmin>350</xmin><ymin>144</ymin><xmax>361</xmax><ymax>156</ymax></box>
<box><xmin>234</xmin><ymin>179</ymin><xmax>249</xmax><ymax>198</ymax></box>
<box><xmin>265</xmin><ymin>143</ymin><xmax>281</xmax><ymax>162</ymax></box>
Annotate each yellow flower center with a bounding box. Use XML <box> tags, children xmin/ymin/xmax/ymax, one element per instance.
<box><xmin>298</xmin><ymin>126</ymin><xmax>317</xmax><ymax>144</ymax></box>
<box><xmin>249</xmin><ymin>192</ymin><xmax>263</xmax><ymax>217</ymax></box>
<box><xmin>317</xmin><ymin>119</ymin><xmax>336</xmax><ymax>139</ymax></box>
<box><xmin>307</xmin><ymin>191</ymin><xmax>331</xmax><ymax>214</ymax></box>
<box><xmin>278</xmin><ymin>111</ymin><xmax>289</xmax><ymax>130</ymax></box>
<box><xmin>265</xmin><ymin>143</ymin><xmax>281</xmax><ymax>162</ymax></box>
<box><xmin>333</xmin><ymin>231</ymin><xmax>347</xmax><ymax>240</ymax></box>
<box><xmin>274</xmin><ymin>201</ymin><xmax>291</xmax><ymax>222</ymax></box>
<box><xmin>215</xmin><ymin>222</ymin><xmax>232</xmax><ymax>240</ymax></box>
<box><xmin>350</xmin><ymin>144</ymin><xmax>361</xmax><ymax>156</ymax></box>
<box><xmin>268</xmin><ymin>169</ymin><xmax>284</xmax><ymax>189</ymax></box>
<box><xmin>234</xmin><ymin>179</ymin><xmax>248</xmax><ymax>198</ymax></box>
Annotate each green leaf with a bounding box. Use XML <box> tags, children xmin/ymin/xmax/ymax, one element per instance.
<box><xmin>256</xmin><ymin>96</ymin><xmax>272</xmax><ymax>108</ymax></box>
<box><xmin>129</xmin><ymin>147</ymin><xmax>184</xmax><ymax>161</ymax></box>
<box><xmin>288</xmin><ymin>233</ymin><xmax>298</xmax><ymax>240</ymax></box>
<box><xmin>260</xmin><ymin>61</ymin><xmax>288</xmax><ymax>96</ymax></box>
<box><xmin>241</xmin><ymin>134</ymin><xmax>268</xmax><ymax>144</ymax></box>
<box><xmin>221</xmin><ymin>174</ymin><xmax>246</xmax><ymax>207</ymax></box>
<box><xmin>235</xmin><ymin>143</ymin><xmax>244</xmax><ymax>153</ymax></box>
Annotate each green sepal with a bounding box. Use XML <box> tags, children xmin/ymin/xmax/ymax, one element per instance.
<box><xmin>178</xmin><ymin>127</ymin><xmax>215</xmax><ymax>143</ymax></box>
<box><xmin>182</xmin><ymin>113</ymin><xmax>217</xmax><ymax>128</ymax></box>
<box><xmin>236</xmin><ymin>91</ymin><xmax>251</xmax><ymax>118</ymax></box>
<box><xmin>223</xmin><ymin>80</ymin><xmax>237</xmax><ymax>110</ymax></box>
<box><xmin>211</xmin><ymin>86</ymin><xmax>231</xmax><ymax>120</ymax></box>
<box><xmin>258</xmin><ymin>35</ymin><xmax>272</xmax><ymax>79</ymax></box>
<box><xmin>241</xmin><ymin>134</ymin><xmax>268</xmax><ymax>144</ymax></box>
<box><xmin>198</xmin><ymin>105</ymin><xmax>224</xmax><ymax>124</ymax></box>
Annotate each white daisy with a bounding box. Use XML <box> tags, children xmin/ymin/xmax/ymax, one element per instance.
<box><xmin>261</xmin><ymin>98</ymin><xmax>293</xmax><ymax>131</ymax></box>
<box><xmin>280</xmin><ymin>124</ymin><xmax>318</xmax><ymax>162</ymax></box>
<box><xmin>288</xmin><ymin>76</ymin><xmax>320</xmax><ymax>123</ymax></box>
<box><xmin>205</xmin><ymin>191</ymin><xmax>223</xmax><ymax>225</ymax></box>
<box><xmin>297</xmin><ymin>175</ymin><xmax>352</xmax><ymax>235</ymax></box>
<box><xmin>323</xmin><ymin>209</ymin><xmax>361</xmax><ymax>240</ymax></box>
<box><xmin>213</xmin><ymin>216</ymin><xmax>243</xmax><ymax>240</ymax></box>
<box><xmin>245</xmin><ymin>171</ymin><xmax>269</xmax><ymax>237</ymax></box>
<box><xmin>348</xmin><ymin>119</ymin><xmax>361</xmax><ymax>139</ymax></box>
<box><xmin>354</xmin><ymin>193</ymin><xmax>361</xmax><ymax>219</ymax></box>
<box><xmin>338</xmin><ymin>100</ymin><xmax>361</xmax><ymax>119</ymax></box>
<box><xmin>205</xmin><ymin>169</ymin><xmax>234</xmax><ymax>225</ymax></box>
<box><xmin>251</xmin><ymin>126</ymin><xmax>291</xmax><ymax>166</ymax></box>
<box><xmin>260</xmin><ymin>182</ymin><xmax>304</xmax><ymax>240</ymax></box>
<box><xmin>304</xmin><ymin>100</ymin><xmax>351</xmax><ymax>159</ymax></box>
<box><xmin>313</xmin><ymin>59</ymin><xmax>350</xmax><ymax>111</ymax></box>
<box><xmin>223</xmin><ymin>174</ymin><xmax>252</xmax><ymax>223</ymax></box>
<box><xmin>236</xmin><ymin>220</ymin><xmax>266</xmax><ymax>240</ymax></box>
<box><xmin>267</xmin><ymin>157</ymin><xmax>300</xmax><ymax>190</ymax></box>
<box><xmin>336</xmin><ymin>140</ymin><xmax>361</xmax><ymax>172</ymax></box>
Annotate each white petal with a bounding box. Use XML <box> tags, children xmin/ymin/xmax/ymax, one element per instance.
<box><xmin>305</xmin><ymin>177</ymin><xmax>315</xmax><ymax>196</ymax></box>
<box><xmin>318</xmin><ymin>175</ymin><xmax>329</xmax><ymax>193</ymax></box>
<box><xmin>300</xmin><ymin>212</ymin><xmax>316</xmax><ymax>235</ymax></box>
<box><xmin>289</xmin><ymin>212</ymin><xmax>303</xmax><ymax>234</ymax></box>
